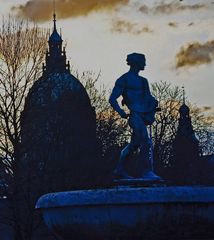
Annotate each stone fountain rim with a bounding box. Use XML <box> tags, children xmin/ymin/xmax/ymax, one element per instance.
<box><xmin>36</xmin><ymin>186</ymin><xmax>214</xmax><ymax>209</ymax></box>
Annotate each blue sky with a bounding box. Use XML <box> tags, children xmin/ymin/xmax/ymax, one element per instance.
<box><xmin>0</xmin><ymin>0</ymin><xmax>213</xmax><ymax>116</ymax></box>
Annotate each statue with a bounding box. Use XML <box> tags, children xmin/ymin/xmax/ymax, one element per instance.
<box><xmin>109</xmin><ymin>53</ymin><xmax>161</xmax><ymax>180</ymax></box>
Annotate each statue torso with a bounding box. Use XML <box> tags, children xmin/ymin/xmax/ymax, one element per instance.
<box><xmin>117</xmin><ymin>72</ymin><xmax>152</xmax><ymax>113</ymax></box>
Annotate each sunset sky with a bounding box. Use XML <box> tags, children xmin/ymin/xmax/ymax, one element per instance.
<box><xmin>0</xmin><ymin>0</ymin><xmax>213</xmax><ymax>115</ymax></box>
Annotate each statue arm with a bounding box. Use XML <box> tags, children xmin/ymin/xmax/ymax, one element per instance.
<box><xmin>144</xmin><ymin>78</ymin><xmax>158</xmax><ymax>111</ymax></box>
<box><xmin>109</xmin><ymin>78</ymin><xmax>128</xmax><ymax>118</ymax></box>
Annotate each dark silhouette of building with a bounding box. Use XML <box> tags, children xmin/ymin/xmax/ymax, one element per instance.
<box><xmin>172</xmin><ymin>88</ymin><xmax>200</xmax><ymax>184</ymax></box>
<box><xmin>20</xmin><ymin>14</ymin><xmax>97</xmax><ymax>191</ymax></box>
<box><xmin>43</xmin><ymin>13</ymin><xmax>70</xmax><ymax>74</ymax></box>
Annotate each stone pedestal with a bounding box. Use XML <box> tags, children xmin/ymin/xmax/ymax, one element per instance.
<box><xmin>36</xmin><ymin>186</ymin><xmax>214</xmax><ymax>240</ymax></box>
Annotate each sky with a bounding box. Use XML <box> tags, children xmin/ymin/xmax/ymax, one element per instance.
<box><xmin>0</xmin><ymin>0</ymin><xmax>213</xmax><ymax>116</ymax></box>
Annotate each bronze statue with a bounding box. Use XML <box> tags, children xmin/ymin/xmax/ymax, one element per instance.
<box><xmin>109</xmin><ymin>53</ymin><xmax>160</xmax><ymax>180</ymax></box>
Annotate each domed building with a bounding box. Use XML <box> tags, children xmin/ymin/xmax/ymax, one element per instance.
<box><xmin>20</xmin><ymin>14</ymin><xmax>97</xmax><ymax>191</ymax></box>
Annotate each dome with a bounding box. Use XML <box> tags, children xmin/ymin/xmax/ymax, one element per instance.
<box><xmin>20</xmin><ymin>72</ymin><xmax>97</xmax><ymax>190</ymax></box>
<box><xmin>24</xmin><ymin>72</ymin><xmax>92</xmax><ymax>107</ymax></box>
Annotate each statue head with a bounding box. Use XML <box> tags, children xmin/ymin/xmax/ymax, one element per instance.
<box><xmin>126</xmin><ymin>53</ymin><xmax>146</xmax><ymax>70</ymax></box>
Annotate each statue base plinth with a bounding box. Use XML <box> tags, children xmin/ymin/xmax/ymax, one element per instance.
<box><xmin>112</xmin><ymin>177</ymin><xmax>166</xmax><ymax>187</ymax></box>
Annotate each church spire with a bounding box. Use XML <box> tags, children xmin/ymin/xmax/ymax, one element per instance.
<box><xmin>42</xmin><ymin>10</ymin><xmax>70</xmax><ymax>74</ymax></box>
<box><xmin>53</xmin><ymin>13</ymin><xmax>57</xmax><ymax>32</ymax></box>
<box><xmin>178</xmin><ymin>87</ymin><xmax>196</xmax><ymax>139</ymax></box>
<box><xmin>49</xmin><ymin>13</ymin><xmax>62</xmax><ymax>43</ymax></box>
<box><xmin>53</xmin><ymin>0</ymin><xmax>56</xmax><ymax>31</ymax></box>
<box><xmin>179</xmin><ymin>86</ymin><xmax>189</xmax><ymax>118</ymax></box>
<box><xmin>182</xmin><ymin>85</ymin><xmax>186</xmax><ymax>105</ymax></box>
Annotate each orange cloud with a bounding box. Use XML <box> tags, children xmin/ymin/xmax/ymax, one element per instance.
<box><xmin>12</xmin><ymin>0</ymin><xmax>129</xmax><ymax>22</ymax></box>
<box><xmin>176</xmin><ymin>41</ymin><xmax>214</xmax><ymax>68</ymax></box>
<box><xmin>111</xmin><ymin>19</ymin><xmax>152</xmax><ymax>35</ymax></box>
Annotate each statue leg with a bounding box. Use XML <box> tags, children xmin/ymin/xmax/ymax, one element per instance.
<box><xmin>135</xmin><ymin>122</ymin><xmax>152</xmax><ymax>175</ymax></box>
<box><xmin>137</xmin><ymin>116</ymin><xmax>161</xmax><ymax>180</ymax></box>
<box><xmin>113</xmin><ymin>143</ymin><xmax>136</xmax><ymax>178</ymax></box>
<box><xmin>139</xmin><ymin>138</ymin><xmax>152</xmax><ymax>175</ymax></box>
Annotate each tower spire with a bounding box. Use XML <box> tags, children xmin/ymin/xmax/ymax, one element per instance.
<box><xmin>42</xmin><ymin>0</ymin><xmax>70</xmax><ymax>74</ymax></box>
<box><xmin>182</xmin><ymin>85</ymin><xmax>186</xmax><ymax>104</ymax></box>
<box><xmin>53</xmin><ymin>0</ymin><xmax>56</xmax><ymax>31</ymax></box>
<box><xmin>53</xmin><ymin>13</ymin><xmax>56</xmax><ymax>31</ymax></box>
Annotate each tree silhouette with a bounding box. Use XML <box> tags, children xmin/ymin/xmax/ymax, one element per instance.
<box><xmin>0</xmin><ymin>16</ymin><xmax>47</xmax><ymax>240</ymax></box>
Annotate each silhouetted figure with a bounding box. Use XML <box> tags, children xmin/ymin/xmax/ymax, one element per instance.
<box><xmin>109</xmin><ymin>53</ymin><xmax>160</xmax><ymax>180</ymax></box>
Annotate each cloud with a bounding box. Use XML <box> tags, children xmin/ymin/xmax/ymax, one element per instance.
<box><xmin>154</xmin><ymin>2</ymin><xmax>205</xmax><ymax>14</ymax></box>
<box><xmin>138</xmin><ymin>4</ymin><xmax>149</xmax><ymax>14</ymax></box>
<box><xmin>111</xmin><ymin>19</ymin><xmax>152</xmax><ymax>35</ymax></box>
<box><xmin>168</xmin><ymin>22</ymin><xmax>195</xmax><ymax>28</ymax></box>
<box><xmin>176</xmin><ymin>41</ymin><xmax>214</xmax><ymax>68</ymax></box>
<box><xmin>168</xmin><ymin>22</ymin><xmax>178</xmax><ymax>27</ymax></box>
<box><xmin>139</xmin><ymin>2</ymin><xmax>205</xmax><ymax>15</ymax></box>
<box><xmin>202</xmin><ymin>106</ymin><xmax>212</xmax><ymax>111</ymax></box>
<box><xmin>12</xmin><ymin>0</ymin><xmax>129</xmax><ymax>22</ymax></box>
<box><xmin>188</xmin><ymin>22</ymin><xmax>194</xmax><ymax>27</ymax></box>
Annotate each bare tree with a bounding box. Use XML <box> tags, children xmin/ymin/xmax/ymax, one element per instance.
<box><xmin>151</xmin><ymin>81</ymin><xmax>183</xmax><ymax>171</ymax></box>
<box><xmin>151</xmin><ymin>81</ymin><xmax>214</xmax><ymax>176</ymax></box>
<box><xmin>78</xmin><ymin>71</ymin><xmax>129</xmax><ymax>149</ymax></box>
<box><xmin>0</xmin><ymin>16</ymin><xmax>47</xmax><ymax>240</ymax></box>
<box><xmin>190</xmin><ymin>104</ymin><xmax>214</xmax><ymax>155</ymax></box>
<box><xmin>78</xmin><ymin>71</ymin><xmax>130</xmax><ymax>177</ymax></box>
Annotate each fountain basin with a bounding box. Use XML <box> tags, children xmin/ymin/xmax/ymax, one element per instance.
<box><xmin>36</xmin><ymin>186</ymin><xmax>214</xmax><ymax>240</ymax></box>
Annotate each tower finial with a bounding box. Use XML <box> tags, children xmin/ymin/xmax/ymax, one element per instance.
<box><xmin>53</xmin><ymin>0</ymin><xmax>56</xmax><ymax>31</ymax></box>
<box><xmin>182</xmin><ymin>85</ymin><xmax>186</xmax><ymax>104</ymax></box>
